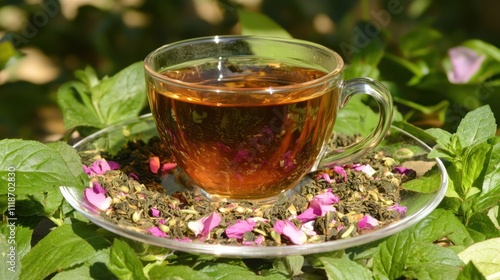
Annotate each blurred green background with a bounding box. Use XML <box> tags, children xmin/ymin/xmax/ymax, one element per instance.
<box><xmin>1</xmin><ymin>0</ymin><xmax>500</xmax><ymax>141</ymax></box>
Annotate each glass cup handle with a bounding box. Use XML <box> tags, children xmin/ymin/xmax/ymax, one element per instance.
<box><xmin>318</xmin><ymin>77</ymin><xmax>393</xmax><ymax>167</ymax></box>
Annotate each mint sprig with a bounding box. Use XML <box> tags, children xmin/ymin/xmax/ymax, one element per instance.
<box><xmin>427</xmin><ymin>105</ymin><xmax>500</xmax><ymax>228</ymax></box>
<box><xmin>57</xmin><ymin>61</ymin><xmax>147</xmax><ymax>131</ymax></box>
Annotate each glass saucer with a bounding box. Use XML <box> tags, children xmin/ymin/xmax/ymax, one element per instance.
<box><xmin>60</xmin><ymin>114</ymin><xmax>448</xmax><ymax>258</ymax></box>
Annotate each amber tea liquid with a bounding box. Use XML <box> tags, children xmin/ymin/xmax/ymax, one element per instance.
<box><xmin>148</xmin><ymin>59</ymin><xmax>339</xmax><ymax>200</ymax></box>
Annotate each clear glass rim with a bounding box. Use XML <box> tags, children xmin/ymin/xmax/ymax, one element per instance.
<box><xmin>143</xmin><ymin>35</ymin><xmax>344</xmax><ymax>94</ymax></box>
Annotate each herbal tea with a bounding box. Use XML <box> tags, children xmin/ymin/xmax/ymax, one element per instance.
<box><xmin>148</xmin><ymin>60</ymin><xmax>339</xmax><ymax>199</ymax></box>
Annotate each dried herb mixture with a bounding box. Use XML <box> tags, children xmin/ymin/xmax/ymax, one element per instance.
<box><xmin>80</xmin><ymin>135</ymin><xmax>415</xmax><ymax>246</ymax></box>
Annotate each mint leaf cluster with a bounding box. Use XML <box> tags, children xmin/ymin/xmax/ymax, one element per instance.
<box><xmin>57</xmin><ymin>62</ymin><xmax>147</xmax><ymax>130</ymax></box>
<box><xmin>427</xmin><ymin>105</ymin><xmax>500</xmax><ymax>235</ymax></box>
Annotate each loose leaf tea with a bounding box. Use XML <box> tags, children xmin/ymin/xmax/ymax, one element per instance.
<box><xmin>79</xmin><ymin>132</ymin><xmax>417</xmax><ymax>246</ymax></box>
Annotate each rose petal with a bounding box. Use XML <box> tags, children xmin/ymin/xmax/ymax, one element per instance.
<box><xmin>297</xmin><ymin>189</ymin><xmax>339</xmax><ymax>222</ymax></box>
<box><xmin>107</xmin><ymin>161</ymin><xmax>120</xmax><ymax>170</ymax></box>
<box><xmin>387</xmin><ymin>203</ymin><xmax>407</xmax><ymax>214</ymax></box>
<box><xmin>150</xmin><ymin>207</ymin><xmax>161</xmax><ymax>217</ymax></box>
<box><xmin>296</xmin><ymin>207</ymin><xmax>317</xmax><ymax>223</ymax></box>
<box><xmin>92</xmin><ymin>181</ymin><xmax>107</xmax><ymax>194</ymax></box>
<box><xmin>84</xmin><ymin>186</ymin><xmax>112</xmax><ymax>211</ymax></box>
<box><xmin>149</xmin><ymin>156</ymin><xmax>161</xmax><ymax>174</ymax></box>
<box><xmin>447</xmin><ymin>46</ymin><xmax>486</xmax><ymax>84</ymax></box>
<box><xmin>161</xmin><ymin>162</ymin><xmax>177</xmax><ymax>173</ymax></box>
<box><xmin>188</xmin><ymin>212</ymin><xmax>221</xmax><ymax>240</ymax></box>
<box><xmin>301</xmin><ymin>221</ymin><xmax>317</xmax><ymax>236</ymax></box>
<box><xmin>242</xmin><ymin>235</ymin><xmax>265</xmax><ymax>246</ymax></box>
<box><xmin>274</xmin><ymin>220</ymin><xmax>307</xmax><ymax>245</ymax></box>
<box><xmin>358</xmin><ymin>215</ymin><xmax>379</xmax><ymax>230</ymax></box>
<box><xmin>82</xmin><ymin>164</ymin><xmax>92</xmax><ymax>175</ymax></box>
<box><xmin>148</xmin><ymin>226</ymin><xmax>168</xmax><ymax>237</ymax></box>
<box><xmin>394</xmin><ymin>166</ymin><xmax>414</xmax><ymax>176</ymax></box>
<box><xmin>129</xmin><ymin>172</ymin><xmax>139</xmax><ymax>180</ymax></box>
<box><xmin>226</xmin><ymin>219</ymin><xmax>257</xmax><ymax>239</ymax></box>
<box><xmin>333</xmin><ymin>166</ymin><xmax>347</xmax><ymax>182</ymax></box>
<box><xmin>355</xmin><ymin>164</ymin><xmax>377</xmax><ymax>177</ymax></box>
<box><xmin>316</xmin><ymin>173</ymin><xmax>331</xmax><ymax>184</ymax></box>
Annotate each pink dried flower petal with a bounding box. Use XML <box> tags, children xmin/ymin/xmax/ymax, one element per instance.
<box><xmin>226</xmin><ymin>219</ymin><xmax>257</xmax><ymax>239</ymax></box>
<box><xmin>297</xmin><ymin>189</ymin><xmax>339</xmax><ymax>222</ymax></box>
<box><xmin>358</xmin><ymin>215</ymin><xmax>379</xmax><ymax>230</ymax></box>
<box><xmin>84</xmin><ymin>183</ymin><xmax>112</xmax><ymax>211</ymax></box>
<box><xmin>92</xmin><ymin>181</ymin><xmax>107</xmax><ymax>194</ymax></box>
<box><xmin>387</xmin><ymin>203</ymin><xmax>408</xmax><ymax>214</ymax></box>
<box><xmin>296</xmin><ymin>207</ymin><xmax>316</xmax><ymax>223</ymax></box>
<box><xmin>394</xmin><ymin>166</ymin><xmax>414</xmax><ymax>176</ymax></box>
<box><xmin>352</xmin><ymin>164</ymin><xmax>364</xmax><ymax>171</ymax></box>
<box><xmin>301</xmin><ymin>221</ymin><xmax>317</xmax><ymax>236</ymax></box>
<box><xmin>188</xmin><ymin>212</ymin><xmax>221</xmax><ymax>240</ymax></box>
<box><xmin>148</xmin><ymin>226</ymin><xmax>168</xmax><ymax>237</ymax></box>
<box><xmin>447</xmin><ymin>46</ymin><xmax>485</xmax><ymax>84</ymax></box>
<box><xmin>242</xmin><ymin>235</ymin><xmax>265</xmax><ymax>246</ymax></box>
<box><xmin>149</xmin><ymin>156</ymin><xmax>161</xmax><ymax>174</ymax></box>
<box><xmin>355</xmin><ymin>164</ymin><xmax>376</xmax><ymax>177</ymax></box>
<box><xmin>274</xmin><ymin>220</ymin><xmax>307</xmax><ymax>245</ymax></box>
<box><xmin>82</xmin><ymin>164</ymin><xmax>91</xmax><ymax>175</ymax></box>
<box><xmin>150</xmin><ymin>207</ymin><xmax>161</xmax><ymax>217</ymax></box>
<box><xmin>161</xmin><ymin>162</ymin><xmax>177</xmax><ymax>173</ymax></box>
<box><xmin>333</xmin><ymin>166</ymin><xmax>347</xmax><ymax>182</ymax></box>
<box><xmin>107</xmin><ymin>161</ymin><xmax>120</xmax><ymax>170</ymax></box>
<box><xmin>129</xmin><ymin>172</ymin><xmax>139</xmax><ymax>180</ymax></box>
<box><xmin>316</xmin><ymin>173</ymin><xmax>331</xmax><ymax>184</ymax></box>
<box><xmin>83</xmin><ymin>159</ymin><xmax>107</xmax><ymax>175</ymax></box>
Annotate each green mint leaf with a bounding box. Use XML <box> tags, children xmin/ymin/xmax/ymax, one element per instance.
<box><xmin>0</xmin><ymin>217</ymin><xmax>39</xmax><ymax>280</ymax></box>
<box><xmin>272</xmin><ymin>255</ymin><xmax>304</xmax><ymax>277</ymax></box>
<box><xmin>74</xmin><ymin>66</ymin><xmax>100</xmax><ymax>88</ymax></box>
<box><xmin>91</xmin><ymin>61</ymin><xmax>146</xmax><ymax>125</ymax></box>
<box><xmin>411</xmin><ymin>209</ymin><xmax>474</xmax><ymax>247</ymax></box>
<box><xmin>401</xmin><ymin>172</ymin><xmax>441</xmax><ymax>193</ymax></box>
<box><xmin>456</xmin><ymin>261</ymin><xmax>487</xmax><ymax>280</ymax></box>
<box><xmin>147</xmin><ymin>265</ymin><xmax>211</xmax><ymax>280</ymax></box>
<box><xmin>57</xmin><ymin>81</ymin><xmax>103</xmax><ymax>129</ymax></box>
<box><xmin>108</xmin><ymin>238</ymin><xmax>148</xmax><ymax>280</ymax></box>
<box><xmin>372</xmin><ymin>230</ymin><xmax>414</xmax><ymax>280</ymax></box>
<box><xmin>403</xmin><ymin>262</ymin><xmax>461</xmax><ymax>280</ymax></box>
<box><xmin>237</xmin><ymin>9</ymin><xmax>291</xmax><ymax>38</ymax></box>
<box><xmin>0</xmin><ymin>140</ymin><xmax>86</xmax><ymax>216</ymax></box>
<box><xmin>460</xmin><ymin>142</ymin><xmax>492</xmax><ymax>199</ymax></box>
<box><xmin>467</xmin><ymin>212</ymin><xmax>500</xmax><ymax>240</ymax></box>
<box><xmin>198</xmin><ymin>261</ymin><xmax>268</xmax><ymax>280</ymax></box>
<box><xmin>402</xmin><ymin>243</ymin><xmax>463</xmax><ymax>280</ymax></box>
<box><xmin>319</xmin><ymin>257</ymin><xmax>373</xmax><ymax>280</ymax></box>
<box><xmin>335</xmin><ymin>96</ymin><xmax>379</xmax><ymax>136</ymax></box>
<box><xmin>456</xmin><ymin>105</ymin><xmax>496</xmax><ymax>148</ymax></box>
<box><xmin>58</xmin><ymin>62</ymin><xmax>146</xmax><ymax>130</ymax></box>
<box><xmin>428</xmin><ymin>148</ymin><xmax>456</xmax><ymax>162</ymax></box>
<box><xmin>19</xmin><ymin>221</ymin><xmax>110</xmax><ymax>280</ymax></box>
<box><xmin>51</xmin><ymin>248</ymin><xmax>114</xmax><ymax>280</ymax></box>
<box><xmin>47</xmin><ymin>141</ymin><xmax>88</xmax><ymax>181</ymax></box>
<box><xmin>476</xmin><ymin>137</ymin><xmax>500</xmax><ymax>212</ymax></box>
<box><xmin>426</xmin><ymin>127</ymin><xmax>452</xmax><ymax>147</ymax></box>
<box><xmin>458</xmin><ymin>238</ymin><xmax>500</xmax><ymax>279</ymax></box>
